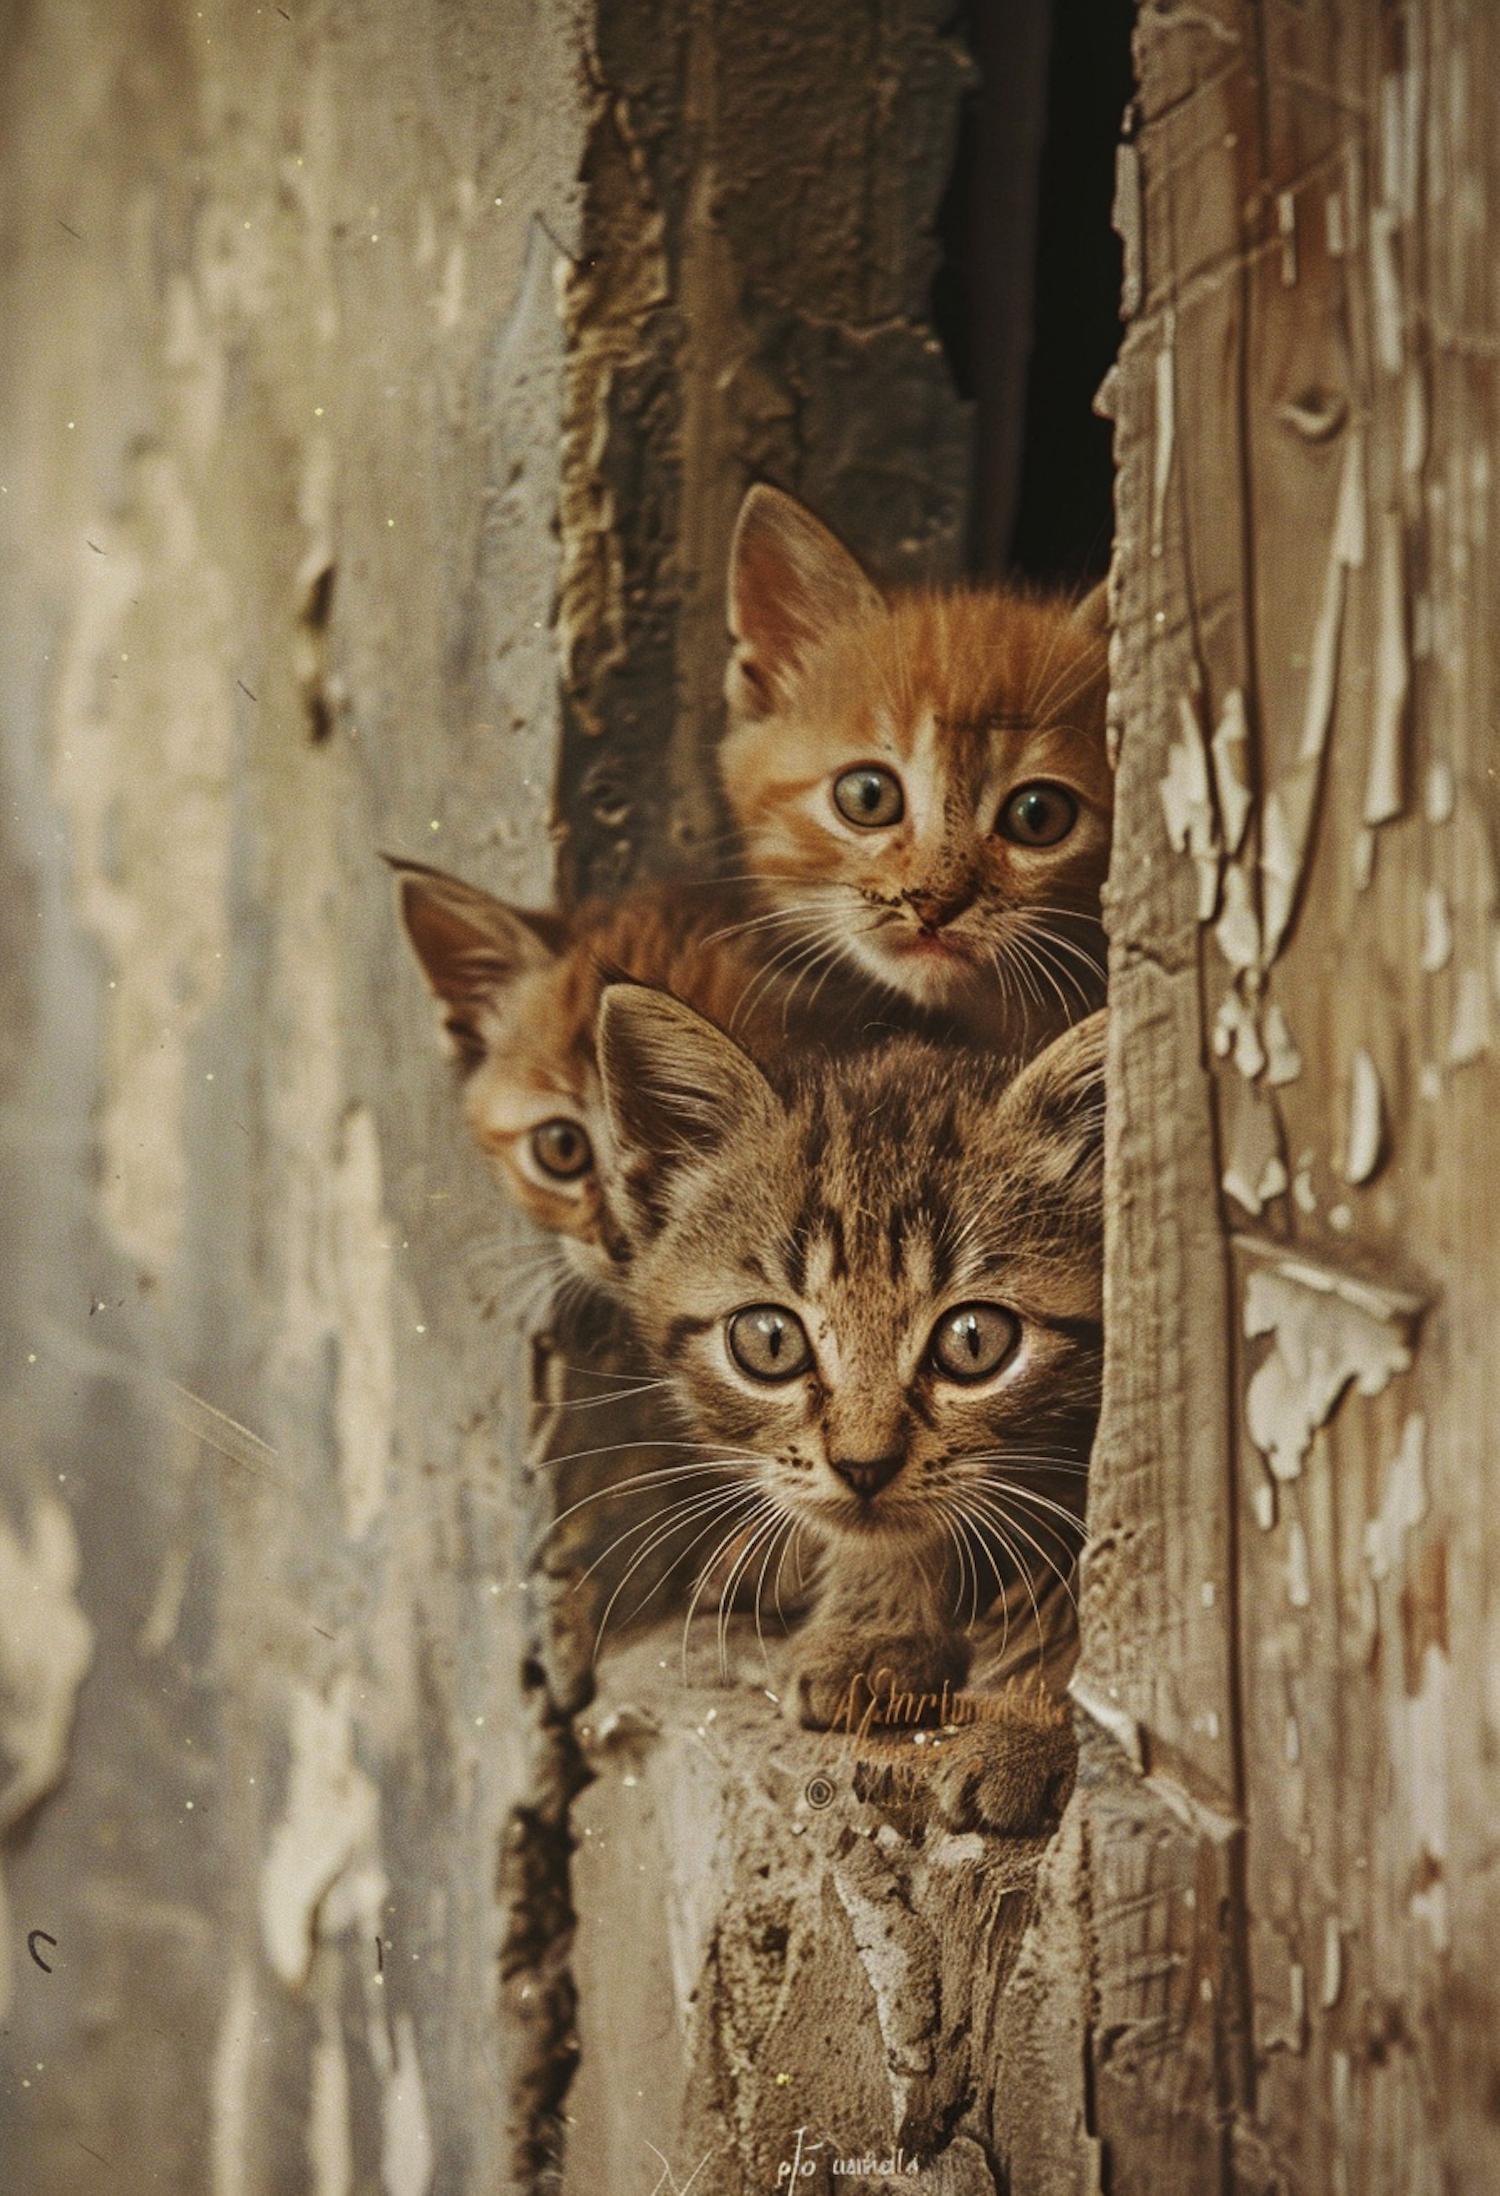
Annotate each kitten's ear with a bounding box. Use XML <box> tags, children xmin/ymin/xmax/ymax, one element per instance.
<box><xmin>1070</xmin><ymin>579</ymin><xmax>1110</xmax><ymax>640</ymax></box>
<box><xmin>725</xmin><ymin>484</ymin><xmax>884</xmax><ymax>719</ymax></box>
<box><xmin>597</xmin><ymin>985</ymin><xmax>779</xmax><ymax>1171</ymax></box>
<box><xmin>386</xmin><ymin>855</ymin><xmax>568</xmax><ymax>1067</ymax></box>
<box><xmin>1002</xmin><ymin>1008</ymin><xmax>1109</xmax><ymax>1196</ymax></box>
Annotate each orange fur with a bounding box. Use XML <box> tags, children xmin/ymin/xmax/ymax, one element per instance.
<box><xmin>391</xmin><ymin>861</ymin><xmax>865</xmax><ymax>1287</ymax></box>
<box><xmin>722</xmin><ymin>485</ymin><xmax>1112</xmax><ymax>1049</ymax></box>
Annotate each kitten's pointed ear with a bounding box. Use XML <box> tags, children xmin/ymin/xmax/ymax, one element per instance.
<box><xmin>1070</xmin><ymin>579</ymin><xmax>1110</xmax><ymax>640</ymax></box>
<box><xmin>385</xmin><ymin>855</ymin><xmax>568</xmax><ymax>1067</ymax></box>
<box><xmin>1002</xmin><ymin>1008</ymin><xmax>1109</xmax><ymax>1195</ymax></box>
<box><xmin>597</xmin><ymin>985</ymin><xmax>779</xmax><ymax>1173</ymax></box>
<box><xmin>726</xmin><ymin>484</ymin><xmax>885</xmax><ymax>719</ymax></box>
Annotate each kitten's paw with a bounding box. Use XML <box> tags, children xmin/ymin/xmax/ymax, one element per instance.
<box><xmin>790</xmin><ymin>1630</ymin><xmax>970</xmax><ymax>1732</ymax></box>
<box><xmin>922</xmin><ymin>1686</ymin><xmax>1076</xmax><ymax>1837</ymax></box>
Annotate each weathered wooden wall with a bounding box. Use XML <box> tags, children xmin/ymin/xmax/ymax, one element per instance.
<box><xmin>1006</xmin><ymin>3</ymin><xmax>1500</xmax><ymax>2188</ymax></box>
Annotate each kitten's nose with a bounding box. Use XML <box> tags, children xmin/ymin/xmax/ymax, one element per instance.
<box><xmin>830</xmin><ymin>1453</ymin><xmax>904</xmax><ymax>1499</ymax></box>
<box><xmin>908</xmin><ymin>889</ymin><xmax>969</xmax><ymax>932</ymax></box>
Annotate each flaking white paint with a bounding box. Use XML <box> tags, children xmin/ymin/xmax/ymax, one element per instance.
<box><xmin>259</xmin><ymin>1677</ymin><xmax>386</xmax><ymax>1989</ymax></box>
<box><xmin>1244</xmin><ymin>1259</ymin><xmax>1415</xmax><ymax>1483</ymax></box>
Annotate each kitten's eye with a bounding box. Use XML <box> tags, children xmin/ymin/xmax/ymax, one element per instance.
<box><xmin>928</xmin><ymin>1303</ymin><xmax>1019</xmax><ymax>1382</ymax></box>
<box><xmin>997</xmin><ymin>782</ymin><xmax>1077</xmax><ymax>847</ymax></box>
<box><xmin>726</xmin><ymin>1305</ymin><xmax>813</xmax><ymax>1382</ymax></box>
<box><xmin>529</xmin><ymin>1118</ymin><xmax>593</xmax><ymax>1180</ymax></box>
<box><xmin>833</xmin><ymin>765</ymin><xmax>904</xmax><ymax>829</ymax></box>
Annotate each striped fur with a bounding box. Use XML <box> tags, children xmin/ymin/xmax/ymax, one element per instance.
<box><xmin>597</xmin><ymin>989</ymin><xmax>1106</xmax><ymax>1741</ymax></box>
<box><xmin>391</xmin><ymin>861</ymin><xmax>888</xmax><ymax>1287</ymax></box>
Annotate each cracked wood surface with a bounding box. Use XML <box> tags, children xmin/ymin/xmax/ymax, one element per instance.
<box><xmin>1054</xmin><ymin>3</ymin><xmax>1500</xmax><ymax>2187</ymax></box>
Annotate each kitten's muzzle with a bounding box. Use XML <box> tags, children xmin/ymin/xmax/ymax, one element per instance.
<box><xmin>906</xmin><ymin>888</ymin><xmax>972</xmax><ymax>933</ymax></box>
<box><xmin>830</xmin><ymin>1453</ymin><xmax>904</xmax><ymax>1499</ymax></box>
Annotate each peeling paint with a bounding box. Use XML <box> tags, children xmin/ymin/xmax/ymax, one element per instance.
<box><xmin>1244</xmin><ymin>1257</ymin><xmax>1417</xmax><ymax>1483</ymax></box>
<box><xmin>1160</xmin><ymin>693</ymin><xmax>1220</xmax><ymax>917</ymax></box>
<box><xmin>1260</xmin><ymin>789</ymin><xmax>1301</xmax><ymax>963</ymax></box>
<box><xmin>1370</xmin><ymin>205</ymin><xmax>1403</xmax><ymax>374</ymax></box>
<box><xmin>381</xmin><ymin>2012</ymin><xmax>435</xmax><ymax>2196</ymax></box>
<box><xmin>1342</xmin><ymin>1048</ymin><xmax>1384</xmax><ymax>1185</ymax></box>
<box><xmin>1262</xmin><ymin>428</ymin><xmax>1366</xmax><ymax>961</ymax></box>
<box><xmin>1291</xmin><ymin>1149</ymin><xmax>1317</xmax><ymax>1213</ymax></box>
<box><xmin>1210</xmin><ymin>688</ymin><xmax>1252</xmax><ymax>852</ymax></box>
<box><xmin>1425</xmin><ymin>757</ymin><xmax>1456</xmax><ymax>822</ymax></box>
<box><xmin>1223</xmin><ymin>1079</ymin><xmax>1287</xmax><ymax>1216</ymax></box>
<box><xmin>1363</xmin><ymin>513</ymin><xmax>1408</xmax><ymax>826</ymax></box>
<box><xmin>1214</xmin><ymin>987</ymin><xmax>1267</xmax><ymax>1080</ymax></box>
<box><xmin>1420</xmin><ymin>888</ymin><xmax>1453</xmax><ymax>973</ymax></box>
<box><xmin>1364</xmin><ymin>1414</ymin><xmax>1428</xmax><ymax>1581</ymax></box>
<box><xmin>52</xmin><ymin>452</ymin><xmax>234</xmax><ymax>1273</ymax></box>
<box><xmin>259</xmin><ymin>1677</ymin><xmax>386</xmax><ymax>1989</ymax></box>
<box><xmin>1286</xmin><ymin>1518</ymin><xmax>1311</xmax><ymax>1608</ymax></box>
<box><xmin>1264</xmin><ymin>1001</ymin><xmax>1303</xmax><ymax>1086</ymax></box>
<box><xmin>1215</xmin><ymin>860</ymin><xmax>1260</xmax><ymax>973</ymax></box>
<box><xmin>1448</xmin><ymin>966</ymin><xmax>1490</xmax><ymax>1064</ymax></box>
<box><xmin>1402</xmin><ymin>1645</ymin><xmax>1451</xmax><ymax>1951</ymax></box>
<box><xmin>1320</xmin><ymin>1917</ymin><xmax>1343</xmax><ymax>2010</ymax></box>
<box><xmin>0</xmin><ymin>1497</ymin><xmax>94</xmax><ymax>2019</ymax></box>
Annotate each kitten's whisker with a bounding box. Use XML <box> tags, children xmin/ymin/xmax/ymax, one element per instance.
<box><xmin>536</xmin><ymin>1434</ymin><xmax>757</xmax><ymax>1474</ymax></box>
<box><xmin>750</xmin><ymin>1514</ymin><xmax>797</xmax><ymax>1666</ymax></box>
<box><xmin>772</xmin><ymin>1521</ymin><xmax>807</xmax><ymax>1630</ymax></box>
<box><xmin>594</xmin><ymin>1487</ymin><xmax>765</xmax><ymax>1657</ymax></box>
<box><xmin>972</xmin><ymin>1475</ymin><xmax>1091</xmax><ymax>1541</ymax></box>
<box><xmin>1005</xmin><ymin>928</ymin><xmax>1073</xmax><ymax>1024</ymax></box>
<box><xmin>1025</xmin><ymin>643</ymin><xmax>1107</xmax><ymax>730</ymax></box>
<box><xmin>574</xmin><ymin>1480</ymin><xmax>751</xmax><ymax>1588</ymax></box>
<box><xmin>543</xmin><ymin>1462</ymin><xmax>739</xmax><ymax>1536</ymax></box>
<box><xmin>991</xmin><ymin>936</ymin><xmax>1046</xmax><ymax>1012</ymax></box>
<box><xmin>941</xmin><ymin>1513</ymin><xmax>978</xmax><ymax>1627</ymax></box>
<box><xmin>548</xmin><ymin>1379</ymin><xmax>670</xmax><ymax>1413</ymax></box>
<box><xmin>961</xmin><ymin>1490</ymin><xmax>1081</xmax><ymax>1616</ymax></box>
<box><xmin>679</xmin><ymin>1497</ymin><xmax>778</xmax><ymax>1678</ymax></box>
<box><xmin>717</xmin><ymin>1510</ymin><xmax>786</xmax><ymax>1675</ymax></box>
<box><xmin>949</xmin><ymin>1496</ymin><xmax>1054</xmax><ymax>1669</ymax></box>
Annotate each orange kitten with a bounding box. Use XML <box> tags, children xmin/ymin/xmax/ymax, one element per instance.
<box><xmin>390</xmin><ymin>859</ymin><xmax>869</xmax><ymax>1289</ymax></box>
<box><xmin>720</xmin><ymin>485</ymin><xmax>1112</xmax><ymax>1048</ymax></box>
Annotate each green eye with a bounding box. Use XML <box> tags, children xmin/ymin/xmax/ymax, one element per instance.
<box><xmin>833</xmin><ymin>766</ymin><xmax>904</xmax><ymax>829</ymax></box>
<box><xmin>928</xmin><ymin>1303</ymin><xmax>1018</xmax><ymax>1382</ymax></box>
<box><xmin>998</xmin><ymin>782</ymin><xmax>1077</xmax><ymax>847</ymax></box>
<box><xmin>529</xmin><ymin>1118</ymin><xmax>593</xmax><ymax>1180</ymax></box>
<box><xmin>726</xmin><ymin>1305</ymin><xmax>813</xmax><ymax>1382</ymax></box>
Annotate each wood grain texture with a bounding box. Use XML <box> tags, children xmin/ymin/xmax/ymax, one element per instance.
<box><xmin>1081</xmin><ymin>1</ymin><xmax>1500</xmax><ymax>2185</ymax></box>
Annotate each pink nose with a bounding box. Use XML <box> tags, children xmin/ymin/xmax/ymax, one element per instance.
<box><xmin>830</xmin><ymin>1454</ymin><xmax>903</xmax><ymax>1498</ymax></box>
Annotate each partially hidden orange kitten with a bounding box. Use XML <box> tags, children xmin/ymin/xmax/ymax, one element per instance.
<box><xmin>720</xmin><ymin>484</ymin><xmax>1113</xmax><ymax>1049</ymax></box>
<box><xmin>390</xmin><ymin>858</ymin><xmax>881</xmax><ymax>1290</ymax></box>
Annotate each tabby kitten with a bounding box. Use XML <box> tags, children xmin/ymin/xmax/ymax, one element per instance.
<box><xmin>597</xmin><ymin>986</ymin><xmax>1106</xmax><ymax>1831</ymax></box>
<box><xmin>391</xmin><ymin>858</ymin><xmax>883</xmax><ymax>1289</ymax></box>
<box><xmin>721</xmin><ymin>484</ymin><xmax>1112</xmax><ymax>1048</ymax></box>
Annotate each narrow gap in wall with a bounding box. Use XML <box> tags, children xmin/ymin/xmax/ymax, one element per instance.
<box><xmin>1003</xmin><ymin>0</ymin><xmax>1136</xmax><ymax>587</ymax></box>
